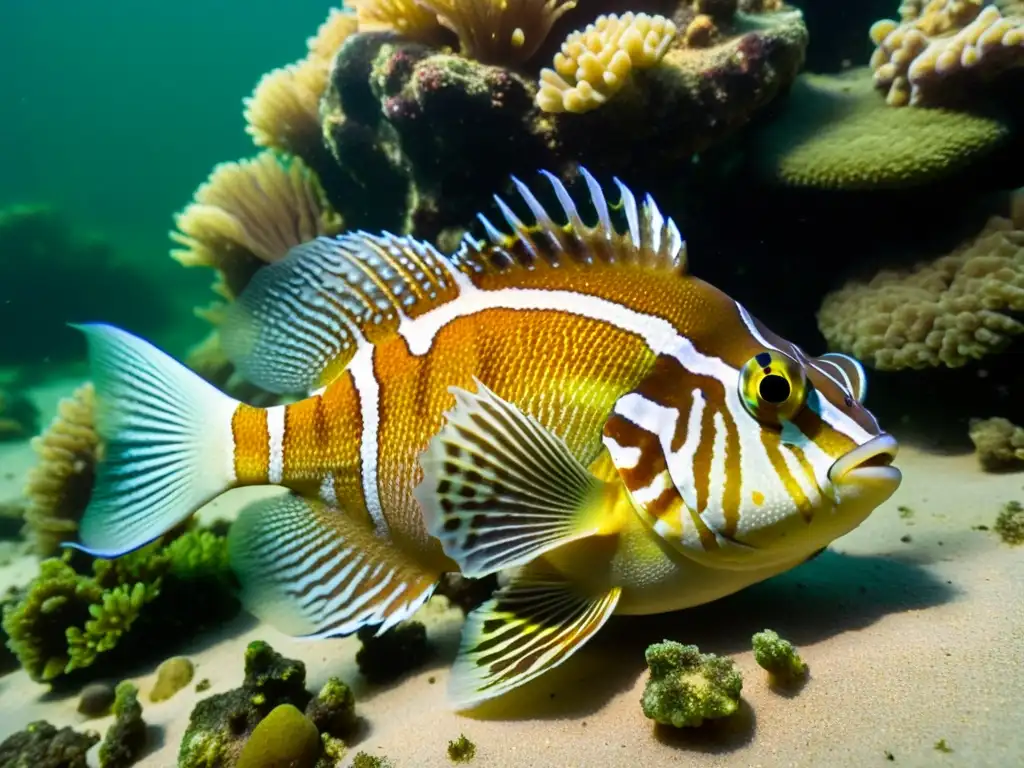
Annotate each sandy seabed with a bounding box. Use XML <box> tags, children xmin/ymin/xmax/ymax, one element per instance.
<box><xmin>0</xmin><ymin>379</ymin><xmax>1021</xmax><ymax>768</ymax></box>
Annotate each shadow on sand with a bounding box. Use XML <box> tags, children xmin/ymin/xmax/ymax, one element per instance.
<box><xmin>462</xmin><ymin>548</ymin><xmax>955</xmax><ymax>729</ymax></box>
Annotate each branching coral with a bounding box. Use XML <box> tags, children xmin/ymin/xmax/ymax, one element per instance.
<box><xmin>969</xmin><ymin>417</ymin><xmax>1024</xmax><ymax>470</ymax></box>
<box><xmin>244</xmin><ymin>9</ymin><xmax>359</xmax><ymax>160</ymax></box>
<box><xmin>23</xmin><ymin>383</ymin><xmax>99</xmax><ymax>556</ymax></box>
<box><xmin>869</xmin><ymin>0</ymin><xmax>1024</xmax><ymax>106</ymax></box>
<box><xmin>751</xmin><ymin>70</ymin><xmax>1008</xmax><ymax>190</ymax></box>
<box><xmin>171</xmin><ymin>151</ymin><xmax>343</xmax><ymax>301</ymax></box>
<box><xmin>536</xmin><ymin>12</ymin><xmax>678</xmax><ymax>113</ymax></box>
<box><xmin>2</xmin><ymin>527</ymin><xmax>237</xmax><ymax>683</ymax></box>
<box><xmin>818</xmin><ymin>212</ymin><xmax>1024</xmax><ymax>369</ymax></box>
<box><xmin>420</xmin><ymin>0</ymin><xmax>578</xmax><ymax>65</ymax></box>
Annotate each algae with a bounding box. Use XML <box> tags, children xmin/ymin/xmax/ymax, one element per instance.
<box><xmin>640</xmin><ymin>641</ymin><xmax>743</xmax><ymax>728</ymax></box>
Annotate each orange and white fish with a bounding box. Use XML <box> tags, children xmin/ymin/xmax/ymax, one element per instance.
<box><xmin>72</xmin><ymin>168</ymin><xmax>901</xmax><ymax>709</ymax></box>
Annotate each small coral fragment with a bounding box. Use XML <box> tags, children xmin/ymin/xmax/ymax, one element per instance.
<box><xmin>150</xmin><ymin>656</ymin><xmax>196</xmax><ymax>702</ymax></box>
<box><xmin>969</xmin><ymin>417</ymin><xmax>1024</xmax><ymax>470</ymax></box>
<box><xmin>751</xmin><ymin>630</ymin><xmax>807</xmax><ymax>684</ymax></box>
<box><xmin>236</xmin><ymin>704</ymin><xmax>321</xmax><ymax>768</ymax></box>
<box><xmin>171</xmin><ymin>151</ymin><xmax>343</xmax><ymax>300</ymax></box>
<box><xmin>418</xmin><ymin>0</ymin><xmax>577</xmax><ymax>65</ymax></box>
<box><xmin>869</xmin><ymin>0</ymin><xmax>1024</xmax><ymax>106</ymax></box>
<box><xmin>818</xmin><ymin>212</ymin><xmax>1024</xmax><ymax>369</ymax></box>
<box><xmin>447</xmin><ymin>733</ymin><xmax>476</xmax><ymax>763</ymax></box>
<box><xmin>0</xmin><ymin>721</ymin><xmax>100</xmax><ymax>768</ymax></box>
<box><xmin>99</xmin><ymin>681</ymin><xmax>147</xmax><ymax>768</ymax></box>
<box><xmin>305</xmin><ymin>677</ymin><xmax>358</xmax><ymax>740</ymax></box>
<box><xmin>994</xmin><ymin>500</ymin><xmax>1024</xmax><ymax>544</ymax></box>
<box><xmin>356</xmin><ymin>620</ymin><xmax>430</xmax><ymax>683</ymax></box>
<box><xmin>22</xmin><ymin>383</ymin><xmax>99</xmax><ymax>555</ymax></box>
<box><xmin>640</xmin><ymin>641</ymin><xmax>743</xmax><ymax>728</ymax></box>
<box><xmin>536</xmin><ymin>12</ymin><xmax>678</xmax><ymax>113</ymax></box>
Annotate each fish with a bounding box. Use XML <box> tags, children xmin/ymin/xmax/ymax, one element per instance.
<box><xmin>70</xmin><ymin>168</ymin><xmax>901</xmax><ymax>710</ymax></box>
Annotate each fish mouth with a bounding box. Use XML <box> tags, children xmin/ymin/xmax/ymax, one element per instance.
<box><xmin>828</xmin><ymin>433</ymin><xmax>900</xmax><ymax>485</ymax></box>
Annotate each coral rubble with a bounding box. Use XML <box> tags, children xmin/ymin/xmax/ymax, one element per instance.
<box><xmin>22</xmin><ymin>384</ymin><xmax>99</xmax><ymax>556</ymax></box>
<box><xmin>818</xmin><ymin>210</ymin><xmax>1024</xmax><ymax>370</ymax></box>
<box><xmin>869</xmin><ymin>0</ymin><xmax>1024</xmax><ymax>107</ymax></box>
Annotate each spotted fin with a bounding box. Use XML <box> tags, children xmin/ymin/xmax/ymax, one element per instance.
<box><xmin>228</xmin><ymin>492</ymin><xmax>439</xmax><ymax>638</ymax></box>
<box><xmin>415</xmin><ymin>379</ymin><xmax>616</xmax><ymax>579</ymax></box>
<box><xmin>451</xmin><ymin>167</ymin><xmax>687</xmax><ymax>277</ymax></box>
<box><xmin>220</xmin><ymin>231</ymin><xmax>463</xmax><ymax>394</ymax></box>
<box><xmin>447</xmin><ymin>561</ymin><xmax>622</xmax><ymax>710</ymax></box>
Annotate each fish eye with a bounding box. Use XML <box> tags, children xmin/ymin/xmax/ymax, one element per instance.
<box><xmin>739</xmin><ymin>351</ymin><xmax>808</xmax><ymax>425</ymax></box>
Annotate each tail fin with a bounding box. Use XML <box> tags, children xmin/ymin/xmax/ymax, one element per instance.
<box><xmin>68</xmin><ymin>323</ymin><xmax>239</xmax><ymax>557</ymax></box>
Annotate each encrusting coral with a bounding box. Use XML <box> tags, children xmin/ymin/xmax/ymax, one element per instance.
<box><xmin>536</xmin><ymin>12</ymin><xmax>678</xmax><ymax>113</ymax></box>
<box><xmin>818</xmin><ymin>206</ymin><xmax>1024</xmax><ymax>370</ymax></box>
<box><xmin>751</xmin><ymin>69</ymin><xmax>1009</xmax><ymax>190</ymax></box>
<box><xmin>869</xmin><ymin>0</ymin><xmax>1024</xmax><ymax>107</ymax></box>
<box><xmin>1</xmin><ymin>526</ymin><xmax>237</xmax><ymax>683</ymax></box>
<box><xmin>171</xmin><ymin>151</ymin><xmax>343</xmax><ymax>302</ymax></box>
<box><xmin>22</xmin><ymin>383</ymin><xmax>99</xmax><ymax>556</ymax></box>
<box><xmin>969</xmin><ymin>416</ymin><xmax>1024</xmax><ymax>470</ymax></box>
<box><xmin>178</xmin><ymin>641</ymin><xmax>358</xmax><ymax>768</ymax></box>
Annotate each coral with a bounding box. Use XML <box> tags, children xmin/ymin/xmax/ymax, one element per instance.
<box><xmin>420</xmin><ymin>0</ymin><xmax>577</xmax><ymax>66</ymax></box>
<box><xmin>22</xmin><ymin>384</ymin><xmax>98</xmax><ymax>555</ymax></box>
<box><xmin>818</xmin><ymin>212</ymin><xmax>1024</xmax><ymax>369</ymax></box>
<box><xmin>447</xmin><ymin>734</ymin><xmax>476</xmax><ymax>762</ymax></box>
<box><xmin>355</xmin><ymin>621</ymin><xmax>429</xmax><ymax>683</ymax></box>
<box><xmin>322</xmin><ymin>6</ymin><xmax>805</xmax><ymax>241</ymax></box>
<box><xmin>536</xmin><ymin>12</ymin><xmax>678</xmax><ymax>113</ymax></box>
<box><xmin>0</xmin><ymin>205</ymin><xmax>172</xmax><ymax>367</ymax></box>
<box><xmin>0</xmin><ymin>720</ymin><xmax>100</xmax><ymax>768</ymax></box>
<box><xmin>349</xmin><ymin>0</ymin><xmax>449</xmax><ymax>45</ymax></box>
<box><xmin>969</xmin><ymin>417</ymin><xmax>1024</xmax><ymax>470</ymax></box>
<box><xmin>869</xmin><ymin>0</ymin><xmax>1024</xmax><ymax>107</ymax></box>
<box><xmin>178</xmin><ymin>641</ymin><xmax>314</xmax><ymax>768</ymax></box>
<box><xmin>0</xmin><ymin>388</ymin><xmax>39</xmax><ymax>442</ymax></box>
<box><xmin>994</xmin><ymin>500</ymin><xmax>1024</xmax><ymax>544</ymax></box>
<box><xmin>171</xmin><ymin>151</ymin><xmax>343</xmax><ymax>301</ymax></box>
<box><xmin>640</xmin><ymin>641</ymin><xmax>743</xmax><ymax>728</ymax></box>
<box><xmin>304</xmin><ymin>677</ymin><xmax>357</xmax><ymax>740</ymax></box>
<box><xmin>1</xmin><ymin>527</ymin><xmax>237</xmax><ymax>683</ymax></box>
<box><xmin>751</xmin><ymin>629</ymin><xmax>807</xmax><ymax>683</ymax></box>
<box><xmin>98</xmin><ymin>681</ymin><xmax>147</xmax><ymax>768</ymax></box>
<box><xmin>751</xmin><ymin>70</ymin><xmax>1008</xmax><ymax>190</ymax></box>
<box><xmin>352</xmin><ymin>753</ymin><xmax>393</xmax><ymax>768</ymax></box>
<box><xmin>244</xmin><ymin>9</ymin><xmax>359</xmax><ymax>162</ymax></box>
<box><xmin>150</xmin><ymin>656</ymin><xmax>196</xmax><ymax>702</ymax></box>
<box><xmin>78</xmin><ymin>682</ymin><xmax>116</xmax><ymax>718</ymax></box>
<box><xmin>236</xmin><ymin>704</ymin><xmax>321</xmax><ymax>768</ymax></box>
<box><xmin>683</xmin><ymin>14</ymin><xmax>719</xmax><ymax>47</ymax></box>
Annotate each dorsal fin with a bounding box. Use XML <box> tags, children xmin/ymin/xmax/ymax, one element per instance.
<box><xmin>451</xmin><ymin>167</ymin><xmax>687</xmax><ymax>277</ymax></box>
<box><xmin>221</xmin><ymin>231</ymin><xmax>463</xmax><ymax>394</ymax></box>
<box><xmin>220</xmin><ymin>167</ymin><xmax>686</xmax><ymax>395</ymax></box>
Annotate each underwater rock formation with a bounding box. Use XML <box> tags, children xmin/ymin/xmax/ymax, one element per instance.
<box><xmin>817</xmin><ymin>207</ymin><xmax>1024</xmax><ymax>370</ymax></box>
<box><xmin>98</xmin><ymin>682</ymin><xmax>147</xmax><ymax>768</ymax></box>
<box><xmin>22</xmin><ymin>384</ymin><xmax>99</xmax><ymax>556</ymax></box>
<box><xmin>869</xmin><ymin>0</ymin><xmax>1024</xmax><ymax>107</ymax></box>
<box><xmin>1</xmin><ymin>526</ymin><xmax>237</xmax><ymax>683</ymax></box>
<box><xmin>0</xmin><ymin>721</ymin><xmax>100</xmax><ymax>768</ymax></box>
<box><xmin>318</xmin><ymin>1</ymin><xmax>807</xmax><ymax>241</ymax></box>
<box><xmin>178</xmin><ymin>641</ymin><xmax>358</xmax><ymax>768</ymax></box>
<box><xmin>751</xmin><ymin>69</ymin><xmax>1009</xmax><ymax>189</ymax></box>
<box><xmin>0</xmin><ymin>205</ymin><xmax>172</xmax><ymax>367</ymax></box>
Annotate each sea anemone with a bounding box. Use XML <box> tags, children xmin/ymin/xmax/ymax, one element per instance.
<box><xmin>170</xmin><ymin>151</ymin><xmax>343</xmax><ymax>300</ymax></box>
<box><xmin>419</xmin><ymin>0</ymin><xmax>578</xmax><ymax>65</ymax></box>
<box><xmin>347</xmin><ymin>0</ymin><xmax>448</xmax><ymax>43</ymax></box>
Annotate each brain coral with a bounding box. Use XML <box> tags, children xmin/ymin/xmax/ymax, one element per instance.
<box><xmin>818</xmin><ymin>207</ymin><xmax>1024</xmax><ymax>370</ymax></box>
<box><xmin>869</xmin><ymin>0</ymin><xmax>1024</xmax><ymax>106</ymax></box>
<box><xmin>752</xmin><ymin>69</ymin><xmax>1009</xmax><ymax>189</ymax></box>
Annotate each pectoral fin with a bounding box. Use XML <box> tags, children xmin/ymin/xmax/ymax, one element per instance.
<box><xmin>415</xmin><ymin>379</ymin><xmax>613</xmax><ymax>579</ymax></box>
<box><xmin>447</xmin><ymin>562</ymin><xmax>622</xmax><ymax>710</ymax></box>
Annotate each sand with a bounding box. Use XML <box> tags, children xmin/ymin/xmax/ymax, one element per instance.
<box><xmin>0</xmin><ymin>378</ymin><xmax>1022</xmax><ymax>768</ymax></box>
